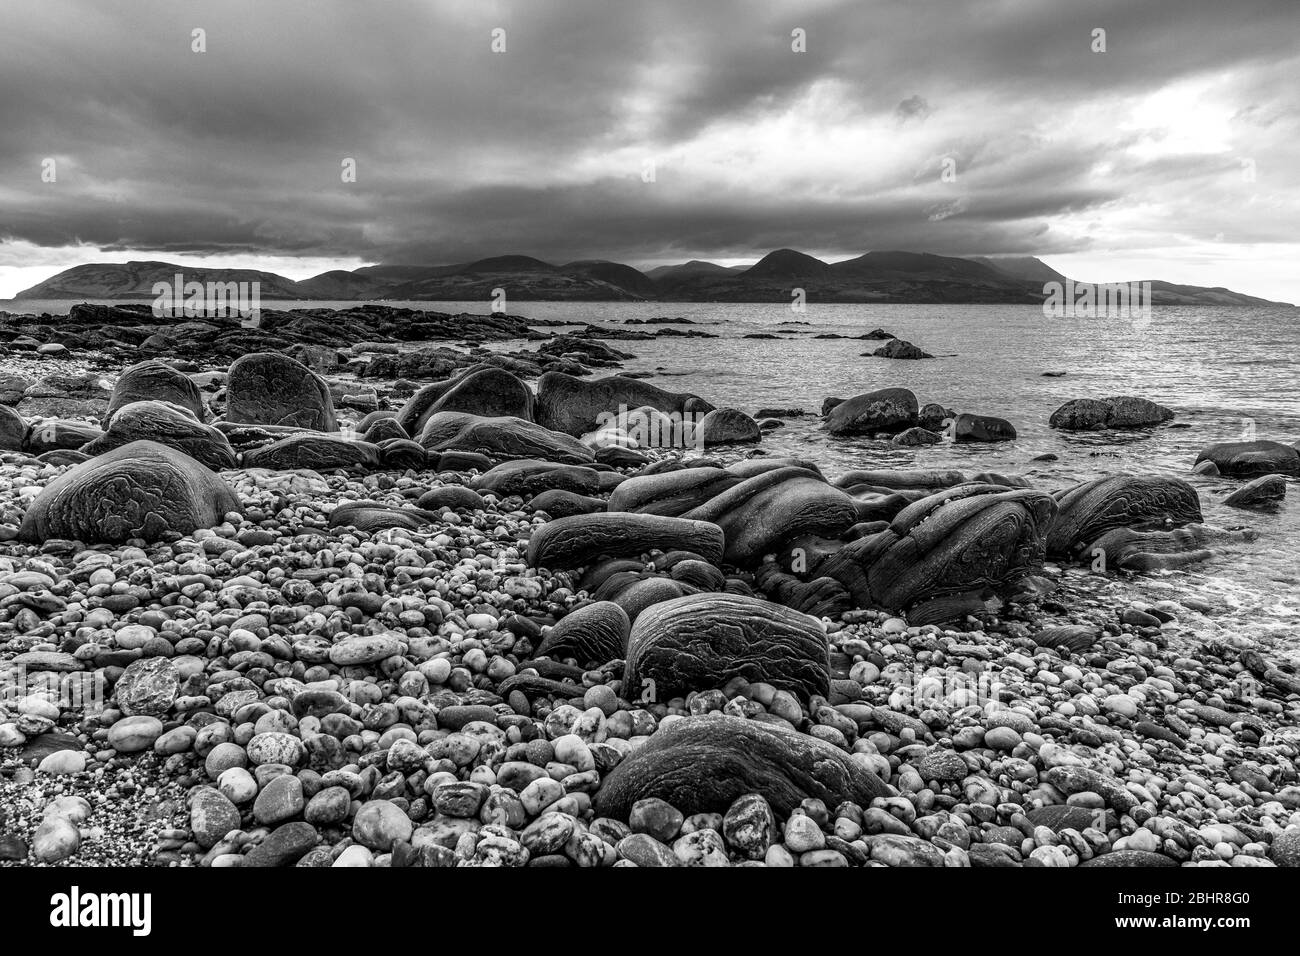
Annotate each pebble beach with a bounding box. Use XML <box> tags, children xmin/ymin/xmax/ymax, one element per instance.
<box><xmin>2</xmin><ymin>303</ymin><xmax>1299</xmax><ymax>870</ymax></box>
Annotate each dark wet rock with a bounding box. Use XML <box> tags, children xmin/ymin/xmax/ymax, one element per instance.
<box><xmin>871</xmin><ymin>338</ymin><xmax>932</xmax><ymax>360</ymax></box>
<box><xmin>328</xmin><ymin>500</ymin><xmax>437</xmax><ymax>532</ymax></box>
<box><xmin>527</xmin><ymin>512</ymin><xmax>724</xmax><ymax>570</ymax></box>
<box><xmin>917</xmin><ymin>403</ymin><xmax>954</xmax><ymax>432</ymax></box>
<box><xmin>1046</xmin><ymin>475</ymin><xmax>1202</xmax><ymax>559</ymax></box>
<box><xmin>819</xmin><ymin>485</ymin><xmax>1056</xmax><ymax>617</ymax></box>
<box><xmin>534</xmin><ymin>601</ymin><xmax>630</xmax><ymax>665</ymax></box>
<box><xmin>835</xmin><ymin>468</ymin><xmax>966</xmax><ymax>492</ymax></box>
<box><xmin>104</xmin><ymin>360</ymin><xmax>206</xmax><ymax>424</ymax></box>
<box><xmin>22</xmin><ymin>419</ymin><xmax>104</xmax><ymax>454</ymax></box>
<box><xmin>607</xmin><ymin>467</ymin><xmax>743</xmax><ymax>517</ymax></box>
<box><xmin>37</xmin><ymin>449</ymin><xmax>92</xmax><ymax>467</ymax></box>
<box><xmin>0</xmin><ymin>405</ymin><xmax>26</xmax><ymax>451</ymax></box>
<box><xmin>376</xmin><ymin>438</ymin><xmax>428</xmax><ymax>470</ymax></box>
<box><xmin>528</xmin><ymin>489</ymin><xmax>608</xmax><ymax>518</ymax></box>
<box><xmin>1224</xmin><ymin>474</ymin><xmax>1287</xmax><ymax>509</ymax></box>
<box><xmin>754</xmin><ymin>562</ymin><xmax>853</xmax><ymax>618</ymax></box>
<box><xmin>594</xmin><ymin>445</ymin><xmax>649</xmax><ymax>468</ymax></box>
<box><xmin>623</xmin><ymin>592</ymin><xmax>830</xmax><ymax>703</ymax></box>
<box><xmin>1195</xmin><ymin>440</ymin><xmax>1300</xmax><ymax>478</ymax></box>
<box><xmin>18</xmin><ymin>440</ymin><xmax>241</xmax><ymax>544</ymax></box>
<box><xmin>892</xmin><ymin>426</ymin><xmax>941</xmax><ymax>447</ymax></box>
<box><xmin>396</xmin><ymin>366</ymin><xmax>535</xmax><ymax>436</ymax></box>
<box><xmin>242</xmin><ymin>821</ymin><xmax>320</xmax><ymax>867</ymax></box>
<box><xmin>431</xmin><ymin>450</ymin><xmax>494</xmax><ymax>472</ymax></box>
<box><xmin>242</xmin><ymin>434</ymin><xmax>382</xmax><ymax>471</ymax></box>
<box><xmin>226</xmin><ymin>351</ymin><xmax>337</xmax><ymax>431</ymax></box>
<box><xmin>681</xmin><ymin>466</ymin><xmax>858</xmax><ymax>566</ymax></box>
<box><xmin>693</xmin><ymin>408</ymin><xmax>761</xmax><ymax>445</ymax></box>
<box><xmin>824</xmin><ymin>387</ymin><xmax>919</xmax><ymax>437</ymax></box>
<box><xmin>1048</xmin><ymin>396</ymin><xmax>1174</xmax><ymax>431</ymax></box>
<box><xmin>476</xmin><ymin>459</ymin><xmax>601</xmax><ymax>498</ymax></box>
<box><xmin>416</xmin><ymin>486</ymin><xmax>486</xmax><ymax>511</ymax></box>
<box><xmin>1033</xmin><ymin>625</ymin><xmax>1101</xmax><ymax>654</ymax></box>
<box><xmin>361</xmin><ymin>416</ymin><xmax>408</xmax><ymax>444</ymax></box>
<box><xmin>418</xmin><ymin>412</ymin><xmax>595</xmax><ymax>465</ymax></box>
<box><xmin>594</xmin><ymin>715</ymin><xmax>885</xmax><ymax>819</ymax></box>
<box><xmin>954</xmin><ymin>413</ymin><xmax>1016</xmax><ymax>443</ymax></box>
<box><xmin>1086</xmin><ymin>524</ymin><xmax>1220</xmax><ymax>571</ymax></box>
<box><xmin>595</xmin><ymin>572</ymin><xmax>696</xmax><ymax>623</ymax></box>
<box><xmin>535</xmin><ymin>372</ymin><xmax>706</xmax><ymax>436</ymax></box>
<box><xmin>82</xmin><ymin>400</ymin><xmax>236</xmax><ymax>469</ymax></box>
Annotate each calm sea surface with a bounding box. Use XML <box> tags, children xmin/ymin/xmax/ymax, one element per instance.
<box><xmin>7</xmin><ymin>298</ymin><xmax>1298</xmax><ymax>652</ymax></box>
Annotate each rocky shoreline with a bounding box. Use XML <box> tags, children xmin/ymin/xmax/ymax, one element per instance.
<box><xmin>1</xmin><ymin>305</ymin><xmax>1298</xmax><ymax>869</ymax></box>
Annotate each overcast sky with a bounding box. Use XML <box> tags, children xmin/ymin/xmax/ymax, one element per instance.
<box><xmin>2</xmin><ymin>0</ymin><xmax>1298</xmax><ymax>300</ymax></box>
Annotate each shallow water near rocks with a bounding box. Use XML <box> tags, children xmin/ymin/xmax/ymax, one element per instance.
<box><xmin>7</xmin><ymin>298</ymin><xmax>1298</xmax><ymax>656</ymax></box>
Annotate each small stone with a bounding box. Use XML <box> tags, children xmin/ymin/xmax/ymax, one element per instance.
<box><xmin>629</xmin><ymin>797</ymin><xmax>684</xmax><ymax>843</ymax></box>
<box><xmin>783</xmin><ymin>812</ymin><xmax>826</xmax><ymax>853</ymax></box>
<box><xmin>353</xmin><ymin>799</ymin><xmax>413</xmax><ymax>851</ymax></box>
<box><xmin>253</xmin><ymin>774</ymin><xmax>306</xmax><ymax>826</ymax></box>
<box><xmin>191</xmin><ymin>788</ymin><xmax>241</xmax><ymax>848</ymax></box>
<box><xmin>32</xmin><ymin>815</ymin><xmax>80</xmax><ymax>863</ymax></box>
<box><xmin>723</xmin><ymin>793</ymin><xmax>775</xmax><ymax>860</ymax></box>
<box><xmin>106</xmin><ymin>715</ymin><xmax>164</xmax><ymax>753</ymax></box>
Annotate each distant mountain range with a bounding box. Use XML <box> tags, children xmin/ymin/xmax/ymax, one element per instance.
<box><xmin>14</xmin><ymin>251</ymin><xmax>1293</xmax><ymax>306</ymax></box>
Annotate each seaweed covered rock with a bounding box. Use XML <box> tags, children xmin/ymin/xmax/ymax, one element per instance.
<box><xmin>594</xmin><ymin>714</ymin><xmax>885</xmax><ymax>819</ymax></box>
<box><xmin>623</xmin><ymin>592</ymin><xmax>830</xmax><ymax>703</ymax></box>
<box><xmin>526</xmin><ymin>513</ymin><xmax>724</xmax><ymax>570</ymax></box>
<box><xmin>533</xmin><ymin>601</ymin><xmax>630</xmax><ymax>665</ymax></box>
<box><xmin>81</xmin><ymin>400</ymin><xmax>236</xmax><ymax>469</ymax></box>
<box><xmin>396</xmin><ymin>366</ymin><xmax>535</xmax><ymax>436</ymax></box>
<box><xmin>824</xmin><ymin>387</ymin><xmax>918</xmax><ymax>437</ymax></box>
<box><xmin>819</xmin><ymin>485</ymin><xmax>1056</xmax><ymax>618</ymax></box>
<box><xmin>1046</xmin><ymin>475</ymin><xmax>1202</xmax><ymax>559</ymax></box>
<box><xmin>242</xmin><ymin>434</ymin><xmax>382</xmax><ymax>471</ymax></box>
<box><xmin>226</xmin><ymin>351</ymin><xmax>337</xmax><ymax>431</ymax></box>
<box><xmin>418</xmin><ymin>412</ymin><xmax>595</xmax><ymax>465</ymax></box>
<box><xmin>18</xmin><ymin>440</ymin><xmax>241</xmax><ymax>543</ymax></box>
<box><xmin>104</xmin><ymin>360</ymin><xmax>206</xmax><ymax>425</ymax></box>
<box><xmin>1048</xmin><ymin>396</ymin><xmax>1173</xmax><ymax>431</ymax></box>
<box><xmin>681</xmin><ymin>466</ymin><xmax>858</xmax><ymax>566</ymax></box>
<box><xmin>1194</xmin><ymin>440</ymin><xmax>1300</xmax><ymax>478</ymax></box>
<box><xmin>536</xmin><ymin>372</ymin><xmax>706</xmax><ymax>437</ymax></box>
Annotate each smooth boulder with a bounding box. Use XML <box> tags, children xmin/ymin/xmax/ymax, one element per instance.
<box><xmin>226</xmin><ymin>352</ymin><xmax>336</xmax><ymax>431</ymax></box>
<box><xmin>1049</xmin><ymin>396</ymin><xmax>1173</xmax><ymax>431</ymax></box>
<box><xmin>594</xmin><ymin>715</ymin><xmax>885</xmax><ymax>819</ymax></box>
<box><xmin>623</xmin><ymin>593</ymin><xmax>831</xmax><ymax>703</ymax></box>
<box><xmin>824</xmin><ymin>388</ymin><xmax>918</xmax><ymax>437</ymax></box>
<box><xmin>18</xmin><ymin>441</ymin><xmax>241</xmax><ymax>544</ymax></box>
<box><xmin>526</xmin><ymin>513</ymin><xmax>724</xmax><ymax>570</ymax></box>
<box><xmin>418</xmin><ymin>412</ymin><xmax>595</xmax><ymax>465</ymax></box>
<box><xmin>105</xmin><ymin>360</ymin><xmax>205</xmax><ymax>424</ymax></box>
<box><xmin>1046</xmin><ymin>475</ymin><xmax>1203</xmax><ymax>559</ymax></box>
<box><xmin>81</xmin><ymin>400</ymin><xmax>236</xmax><ymax>469</ymax></box>
<box><xmin>1195</xmin><ymin>440</ymin><xmax>1300</xmax><ymax>478</ymax></box>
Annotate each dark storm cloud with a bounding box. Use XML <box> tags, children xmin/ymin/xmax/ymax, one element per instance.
<box><xmin>1</xmin><ymin>0</ymin><xmax>1297</xmax><ymax>268</ymax></box>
